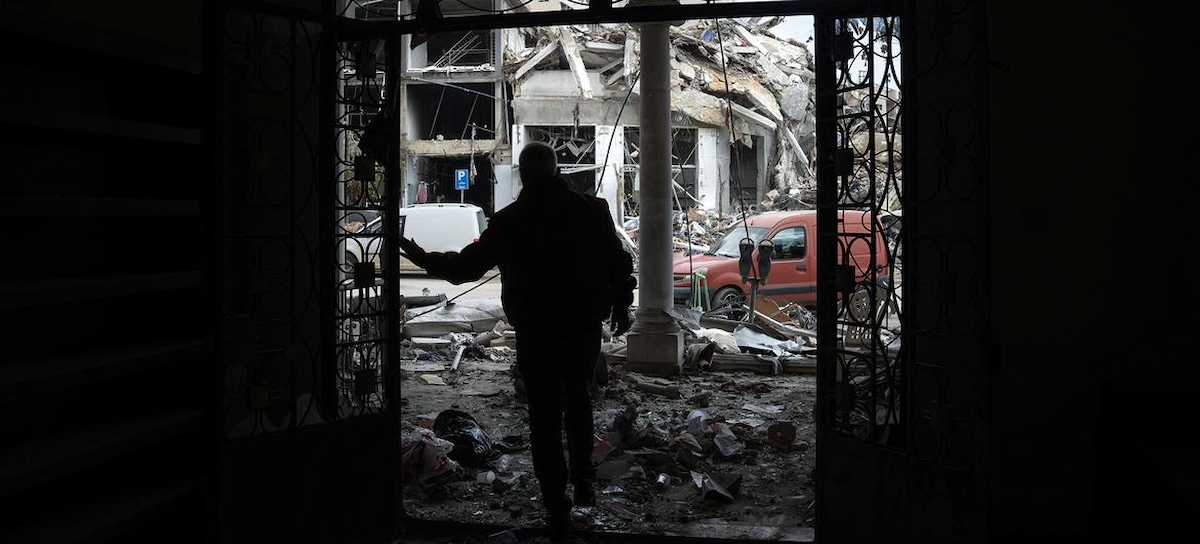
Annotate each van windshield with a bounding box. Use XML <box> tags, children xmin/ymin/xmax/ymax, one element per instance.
<box><xmin>709</xmin><ymin>227</ymin><xmax>768</xmax><ymax>258</ymax></box>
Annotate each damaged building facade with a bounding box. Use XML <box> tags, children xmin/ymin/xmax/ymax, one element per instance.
<box><xmin>396</xmin><ymin>1</ymin><xmax>511</xmax><ymax>212</ymax></box>
<box><xmin>503</xmin><ymin>18</ymin><xmax>817</xmax><ymax>221</ymax></box>
<box><xmin>393</xmin><ymin>4</ymin><xmax>817</xmax><ymax>220</ymax></box>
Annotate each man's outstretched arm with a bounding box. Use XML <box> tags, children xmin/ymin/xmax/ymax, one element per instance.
<box><xmin>398</xmin><ymin>225</ymin><xmax>501</xmax><ymax>285</ymax></box>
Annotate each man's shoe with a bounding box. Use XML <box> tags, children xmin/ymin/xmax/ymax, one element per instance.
<box><xmin>547</xmin><ymin>495</ymin><xmax>572</xmax><ymax>542</ymax></box>
<box><xmin>573</xmin><ymin>482</ymin><xmax>596</xmax><ymax>507</ymax></box>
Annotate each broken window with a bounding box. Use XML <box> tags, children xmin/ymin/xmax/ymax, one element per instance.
<box><xmin>526</xmin><ymin>125</ymin><xmax>597</xmax><ymax>195</ymax></box>
<box><xmin>623</xmin><ymin>127</ymin><xmax>699</xmax><ymax>210</ymax></box>
<box><xmin>405</xmin><ymin>82</ymin><xmax>495</xmax><ymax>141</ymax></box>
<box><xmin>408</xmin><ymin>30</ymin><xmax>495</xmax><ymax>71</ymax></box>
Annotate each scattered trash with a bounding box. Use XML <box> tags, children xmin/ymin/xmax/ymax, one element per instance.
<box><xmin>592</xmin><ymin>434</ymin><xmax>615</xmax><ymax>464</ymax></box>
<box><xmin>728</xmin><ymin>416</ymin><xmax>767</xmax><ymax>428</ymax></box>
<box><xmin>734</xmin><ymin>323</ymin><xmax>789</xmax><ymax>356</ymax></box>
<box><xmin>400</xmin><ymin>425</ymin><xmax>460</xmax><ymax>486</ymax></box>
<box><xmin>477</xmin><ymin>470</ymin><xmax>497</xmax><ymax>485</ymax></box>
<box><xmin>699</xmin><ymin>472</ymin><xmax>744</xmax><ymax>503</ymax></box>
<box><xmin>461</xmin><ymin>384</ymin><xmax>503</xmax><ymax>397</ymax></box>
<box><xmin>597</xmin><ymin>457</ymin><xmax>633</xmax><ymax>481</ymax></box>
<box><xmin>410</xmin><ymin>337</ymin><xmax>453</xmax><ymax>350</ymax></box>
<box><xmin>684</xmin><ymin>341</ymin><xmax>718</xmax><ymax>371</ymax></box>
<box><xmin>712</xmin><ymin>423</ymin><xmax>743</xmax><ymax>457</ymax></box>
<box><xmin>742</xmin><ymin>403</ymin><xmax>784</xmax><ymax>416</ymax></box>
<box><xmin>627</xmin><ymin>374</ymin><xmax>682</xmax><ymax>399</ymax></box>
<box><xmin>710</xmin><ymin>353</ymin><xmax>781</xmax><ymax>375</ymax></box>
<box><xmin>686</xmin><ymin>410</ymin><xmax>710</xmax><ymax>436</ymax></box>
<box><xmin>413</xmin><ymin>412</ymin><xmax>437</xmax><ymax>429</ymax></box>
<box><xmin>699</xmin><ymin>328</ymin><xmax>740</xmax><ymax>354</ymax></box>
<box><xmin>487</xmin><ymin>528</ymin><xmax>523</xmax><ymax>544</ymax></box>
<box><xmin>602</xmin><ymin>484</ymin><xmax>625</xmax><ymax>495</ymax></box>
<box><xmin>669</xmin><ymin>432</ymin><xmax>704</xmax><ymax>453</ymax></box>
<box><xmin>432</xmin><ymin>409</ymin><xmax>495</xmax><ymax>467</ymax></box>
<box><xmin>625</xmin><ymin>465</ymin><xmax>647</xmax><ymax>481</ymax></box>
<box><xmin>688</xmin><ymin>391</ymin><xmax>713</xmax><ymax>407</ymax></box>
<box><xmin>655</xmin><ymin>473</ymin><xmax>672</xmax><ymax>490</ymax></box>
<box><xmin>493</xmin><ymin>472</ymin><xmax>526</xmax><ymax>492</ymax></box>
<box><xmin>767</xmin><ymin>422</ymin><xmax>798</xmax><ymax>451</ymax></box>
<box><xmin>491</xmin><ymin>454</ymin><xmax>513</xmax><ymax>472</ymax></box>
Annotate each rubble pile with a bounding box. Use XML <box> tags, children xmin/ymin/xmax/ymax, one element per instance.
<box><xmin>505</xmin><ymin>17</ymin><xmax>817</xmax><ymax>211</ymax></box>
<box><xmin>398</xmin><ymin>293</ymin><xmax>818</xmax><ymax>532</ymax></box>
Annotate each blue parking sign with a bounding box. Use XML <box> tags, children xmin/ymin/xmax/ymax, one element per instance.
<box><xmin>454</xmin><ymin>169</ymin><xmax>470</xmax><ymax>190</ymax></box>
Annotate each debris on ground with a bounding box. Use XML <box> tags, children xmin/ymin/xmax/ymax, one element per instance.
<box><xmin>399</xmin><ymin>292</ymin><xmax>817</xmax><ymax>532</ymax></box>
<box><xmin>401</xmin><ymin>425</ymin><xmax>461</xmax><ymax>487</ymax></box>
<box><xmin>432</xmin><ymin>409</ymin><xmax>496</xmax><ymax>467</ymax></box>
<box><xmin>767</xmin><ymin>422</ymin><xmax>798</xmax><ymax>451</ymax></box>
<box><xmin>419</xmin><ymin>374</ymin><xmax>448</xmax><ymax>386</ymax></box>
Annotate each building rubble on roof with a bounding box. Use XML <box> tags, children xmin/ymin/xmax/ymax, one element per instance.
<box><xmin>499</xmin><ymin>17</ymin><xmax>817</xmax><ymax>222</ymax></box>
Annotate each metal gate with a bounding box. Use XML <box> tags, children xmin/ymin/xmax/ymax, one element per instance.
<box><xmin>332</xmin><ymin>36</ymin><xmax>399</xmax><ymax>417</ymax></box>
<box><xmin>815</xmin><ymin>0</ymin><xmax>990</xmax><ymax>538</ymax></box>
<box><xmin>816</xmin><ymin>13</ymin><xmax>905</xmax><ymax>446</ymax></box>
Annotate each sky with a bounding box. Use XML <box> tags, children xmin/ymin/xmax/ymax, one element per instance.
<box><xmin>769</xmin><ymin>15</ymin><xmax>814</xmax><ymax>46</ymax></box>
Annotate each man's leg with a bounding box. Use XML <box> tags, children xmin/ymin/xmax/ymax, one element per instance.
<box><xmin>518</xmin><ymin>338</ymin><xmax>570</xmax><ymax>538</ymax></box>
<box><xmin>564</xmin><ymin>326</ymin><xmax>601</xmax><ymax>505</ymax></box>
<box><xmin>523</xmin><ymin>372</ymin><xmax>568</xmax><ymax>507</ymax></box>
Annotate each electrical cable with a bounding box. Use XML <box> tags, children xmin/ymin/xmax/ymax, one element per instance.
<box><xmin>713</xmin><ymin>19</ymin><xmax>753</xmax><ymax>245</ymax></box>
<box><xmin>713</xmin><ymin>18</ymin><xmax>760</xmax><ymax>320</ymax></box>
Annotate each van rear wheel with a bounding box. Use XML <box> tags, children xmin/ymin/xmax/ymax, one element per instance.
<box><xmin>712</xmin><ymin>287</ymin><xmax>747</xmax><ymax>320</ymax></box>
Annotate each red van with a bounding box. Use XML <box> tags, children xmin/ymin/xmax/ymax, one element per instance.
<box><xmin>672</xmin><ymin>210</ymin><xmax>890</xmax><ymax>309</ymax></box>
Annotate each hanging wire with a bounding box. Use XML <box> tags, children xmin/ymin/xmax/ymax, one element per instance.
<box><xmin>713</xmin><ymin>19</ymin><xmax>754</xmax><ymax>244</ymax></box>
<box><xmin>595</xmin><ymin>68</ymin><xmax>642</xmax><ymax>196</ymax></box>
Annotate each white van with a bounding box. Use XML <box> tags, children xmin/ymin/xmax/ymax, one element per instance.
<box><xmin>344</xmin><ymin>203</ymin><xmax>488</xmax><ymax>274</ymax></box>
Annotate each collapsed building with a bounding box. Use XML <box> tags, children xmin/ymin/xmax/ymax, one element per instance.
<box><xmin>395</xmin><ymin>10</ymin><xmax>818</xmax><ymax>221</ymax></box>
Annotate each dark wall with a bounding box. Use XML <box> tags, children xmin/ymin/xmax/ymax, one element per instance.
<box><xmin>987</xmin><ymin>0</ymin><xmax>1197</xmax><ymax>538</ymax></box>
<box><xmin>0</xmin><ymin>1</ymin><xmax>212</xmax><ymax>542</ymax></box>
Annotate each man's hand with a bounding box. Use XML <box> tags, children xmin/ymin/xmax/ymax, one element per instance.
<box><xmin>610</xmin><ymin>307</ymin><xmax>632</xmax><ymax>337</ymax></box>
<box><xmin>397</xmin><ymin>237</ymin><xmax>427</xmax><ymax>267</ymax></box>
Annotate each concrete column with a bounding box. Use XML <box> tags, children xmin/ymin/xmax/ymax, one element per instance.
<box><xmin>625</xmin><ymin>21</ymin><xmax>683</xmax><ymax>376</ymax></box>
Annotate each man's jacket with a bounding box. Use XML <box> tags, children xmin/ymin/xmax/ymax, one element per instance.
<box><xmin>420</xmin><ymin>177</ymin><xmax>635</xmax><ymax>332</ymax></box>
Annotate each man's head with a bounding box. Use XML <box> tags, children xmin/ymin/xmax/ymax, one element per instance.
<box><xmin>518</xmin><ymin>142</ymin><xmax>558</xmax><ymax>188</ymax></box>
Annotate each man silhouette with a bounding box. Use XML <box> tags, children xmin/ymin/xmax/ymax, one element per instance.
<box><xmin>398</xmin><ymin>142</ymin><xmax>635</xmax><ymax>541</ymax></box>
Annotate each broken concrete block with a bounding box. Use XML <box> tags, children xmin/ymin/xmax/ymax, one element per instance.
<box><xmin>419</xmin><ymin>374</ymin><xmax>448</xmax><ymax>386</ymax></box>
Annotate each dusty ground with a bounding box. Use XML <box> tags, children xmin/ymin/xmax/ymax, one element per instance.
<box><xmin>399</xmin><ymin>349</ymin><xmax>816</xmax><ymax>539</ymax></box>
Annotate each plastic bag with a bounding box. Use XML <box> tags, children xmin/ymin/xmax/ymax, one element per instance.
<box><xmin>400</xmin><ymin>426</ymin><xmax>459</xmax><ymax>486</ymax></box>
<box><xmin>433</xmin><ymin>409</ymin><xmax>495</xmax><ymax>467</ymax></box>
